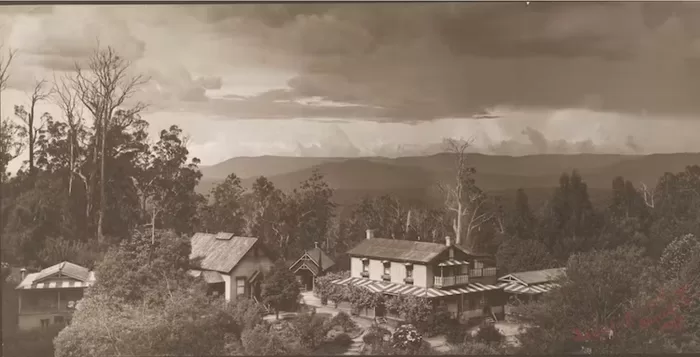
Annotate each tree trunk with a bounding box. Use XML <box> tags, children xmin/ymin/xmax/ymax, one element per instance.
<box><xmin>88</xmin><ymin>118</ymin><xmax>100</xmax><ymax>239</ymax></box>
<box><xmin>455</xmin><ymin>202</ymin><xmax>463</xmax><ymax>245</ymax></box>
<box><xmin>97</xmin><ymin>111</ymin><xmax>107</xmax><ymax>243</ymax></box>
<box><xmin>68</xmin><ymin>131</ymin><xmax>75</xmax><ymax>195</ymax></box>
<box><xmin>151</xmin><ymin>206</ymin><xmax>157</xmax><ymax>245</ymax></box>
<box><xmin>405</xmin><ymin>210</ymin><xmax>411</xmax><ymax>237</ymax></box>
<box><xmin>28</xmin><ymin>102</ymin><xmax>35</xmax><ymax>174</ymax></box>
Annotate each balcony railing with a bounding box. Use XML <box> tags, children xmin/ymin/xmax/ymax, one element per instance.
<box><xmin>469</xmin><ymin>267</ymin><xmax>497</xmax><ymax>277</ymax></box>
<box><xmin>434</xmin><ymin>274</ymin><xmax>469</xmax><ymax>288</ymax></box>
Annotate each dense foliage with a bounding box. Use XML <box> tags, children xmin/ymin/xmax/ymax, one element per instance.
<box><xmin>261</xmin><ymin>262</ymin><xmax>302</xmax><ymax>319</ymax></box>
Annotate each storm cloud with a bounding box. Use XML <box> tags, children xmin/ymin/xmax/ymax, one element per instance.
<box><xmin>202</xmin><ymin>2</ymin><xmax>700</xmax><ymax>120</ymax></box>
<box><xmin>4</xmin><ymin>3</ymin><xmax>700</xmax><ymax>121</ymax></box>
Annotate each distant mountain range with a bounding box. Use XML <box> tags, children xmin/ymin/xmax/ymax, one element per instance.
<box><xmin>197</xmin><ymin>153</ymin><xmax>700</xmax><ymax>209</ymax></box>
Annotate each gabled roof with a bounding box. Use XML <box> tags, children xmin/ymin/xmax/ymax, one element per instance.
<box><xmin>289</xmin><ymin>247</ymin><xmax>335</xmax><ymax>276</ymax></box>
<box><xmin>347</xmin><ymin>238</ymin><xmax>452</xmax><ymax>264</ymax></box>
<box><xmin>35</xmin><ymin>261</ymin><xmax>91</xmax><ymax>283</ymax></box>
<box><xmin>16</xmin><ymin>261</ymin><xmax>95</xmax><ymax>290</ymax></box>
<box><xmin>306</xmin><ymin>247</ymin><xmax>335</xmax><ymax>272</ymax></box>
<box><xmin>498</xmin><ymin>268</ymin><xmax>567</xmax><ymax>286</ymax></box>
<box><xmin>190</xmin><ymin>233</ymin><xmax>259</xmax><ymax>273</ymax></box>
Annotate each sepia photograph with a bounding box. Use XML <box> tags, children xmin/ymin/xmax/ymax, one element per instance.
<box><xmin>1</xmin><ymin>2</ymin><xmax>700</xmax><ymax>356</ymax></box>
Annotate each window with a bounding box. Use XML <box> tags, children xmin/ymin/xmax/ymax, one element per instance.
<box><xmin>236</xmin><ymin>277</ymin><xmax>246</xmax><ymax>296</ymax></box>
<box><xmin>54</xmin><ymin>316</ymin><xmax>65</xmax><ymax>324</ymax></box>
<box><xmin>404</xmin><ymin>264</ymin><xmax>414</xmax><ymax>284</ymax></box>
<box><xmin>40</xmin><ymin>319</ymin><xmax>50</xmax><ymax>329</ymax></box>
<box><xmin>383</xmin><ymin>262</ymin><xmax>390</xmax><ymax>275</ymax></box>
<box><xmin>361</xmin><ymin>259</ymin><xmax>370</xmax><ymax>277</ymax></box>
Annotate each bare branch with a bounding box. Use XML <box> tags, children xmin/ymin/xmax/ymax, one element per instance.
<box><xmin>0</xmin><ymin>46</ymin><xmax>17</xmax><ymax>91</ymax></box>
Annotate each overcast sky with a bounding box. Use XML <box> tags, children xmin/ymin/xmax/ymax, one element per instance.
<box><xmin>2</xmin><ymin>3</ymin><xmax>700</xmax><ymax>170</ymax></box>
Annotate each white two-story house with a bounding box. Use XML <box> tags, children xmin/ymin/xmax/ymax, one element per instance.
<box><xmin>15</xmin><ymin>261</ymin><xmax>95</xmax><ymax>331</ymax></box>
<box><xmin>332</xmin><ymin>230</ymin><xmax>507</xmax><ymax>322</ymax></box>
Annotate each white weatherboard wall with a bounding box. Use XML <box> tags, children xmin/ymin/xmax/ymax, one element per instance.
<box><xmin>221</xmin><ymin>274</ymin><xmax>232</xmax><ymax>301</ymax></box>
<box><xmin>350</xmin><ymin>256</ymin><xmax>431</xmax><ymax>287</ymax></box>
<box><xmin>390</xmin><ymin>262</ymin><xmax>405</xmax><ymax>284</ymax></box>
<box><xmin>350</xmin><ymin>257</ymin><xmax>363</xmax><ymax>278</ymax></box>
<box><xmin>368</xmin><ymin>259</ymin><xmax>383</xmax><ymax>280</ymax></box>
<box><xmin>227</xmin><ymin>250</ymin><xmax>273</xmax><ymax>301</ymax></box>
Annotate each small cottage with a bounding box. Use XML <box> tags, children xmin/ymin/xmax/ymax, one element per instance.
<box><xmin>289</xmin><ymin>243</ymin><xmax>335</xmax><ymax>291</ymax></box>
<box><xmin>189</xmin><ymin>232</ymin><xmax>274</xmax><ymax>302</ymax></box>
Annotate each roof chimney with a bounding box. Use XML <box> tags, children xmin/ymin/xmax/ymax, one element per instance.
<box><xmin>445</xmin><ymin>236</ymin><xmax>452</xmax><ymax>246</ymax></box>
<box><xmin>20</xmin><ymin>268</ymin><xmax>27</xmax><ymax>281</ymax></box>
<box><xmin>366</xmin><ymin>229</ymin><xmax>374</xmax><ymax>240</ymax></box>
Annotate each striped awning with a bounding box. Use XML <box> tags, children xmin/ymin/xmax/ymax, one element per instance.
<box><xmin>500</xmin><ymin>282</ymin><xmax>559</xmax><ymax>295</ymax></box>
<box><xmin>438</xmin><ymin>259</ymin><xmax>470</xmax><ymax>267</ymax></box>
<box><xmin>18</xmin><ymin>280</ymin><xmax>93</xmax><ymax>290</ymax></box>
<box><xmin>331</xmin><ymin>277</ymin><xmax>376</xmax><ymax>289</ymax></box>
<box><xmin>331</xmin><ymin>277</ymin><xmax>502</xmax><ymax>298</ymax></box>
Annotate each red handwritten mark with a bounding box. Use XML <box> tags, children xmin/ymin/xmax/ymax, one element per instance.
<box><xmin>639</xmin><ymin>317</ymin><xmax>653</xmax><ymax>329</ymax></box>
<box><xmin>572</xmin><ymin>284</ymin><xmax>696</xmax><ymax>341</ymax></box>
<box><xmin>660</xmin><ymin>315</ymin><xmax>684</xmax><ymax>332</ymax></box>
<box><xmin>573</xmin><ymin>328</ymin><xmax>589</xmax><ymax>342</ymax></box>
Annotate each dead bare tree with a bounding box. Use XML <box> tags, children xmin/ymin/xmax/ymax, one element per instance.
<box><xmin>438</xmin><ymin>138</ymin><xmax>494</xmax><ymax>250</ymax></box>
<box><xmin>70</xmin><ymin>46</ymin><xmax>148</xmax><ymax>242</ymax></box>
<box><xmin>0</xmin><ymin>46</ymin><xmax>21</xmax><ymax>180</ymax></box>
<box><xmin>14</xmin><ymin>79</ymin><xmax>53</xmax><ymax>174</ymax></box>
<box><xmin>639</xmin><ymin>182</ymin><xmax>657</xmax><ymax>208</ymax></box>
<box><xmin>0</xmin><ymin>46</ymin><xmax>17</xmax><ymax>109</ymax></box>
<box><xmin>53</xmin><ymin>74</ymin><xmax>86</xmax><ymax>196</ymax></box>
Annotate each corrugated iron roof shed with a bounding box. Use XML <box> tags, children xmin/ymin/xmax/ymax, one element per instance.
<box><xmin>347</xmin><ymin>238</ymin><xmax>449</xmax><ymax>263</ymax></box>
<box><xmin>190</xmin><ymin>233</ymin><xmax>258</xmax><ymax>273</ymax></box>
<box><xmin>502</xmin><ymin>268</ymin><xmax>567</xmax><ymax>285</ymax></box>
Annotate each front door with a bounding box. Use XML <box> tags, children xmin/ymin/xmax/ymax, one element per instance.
<box><xmin>303</xmin><ymin>270</ymin><xmax>314</xmax><ymax>291</ymax></box>
<box><xmin>297</xmin><ymin>270</ymin><xmax>314</xmax><ymax>291</ymax></box>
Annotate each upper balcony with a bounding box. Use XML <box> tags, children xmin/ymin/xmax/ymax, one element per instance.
<box><xmin>433</xmin><ymin>267</ymin><xmax>497</xmax><ymax>288</ymax></box>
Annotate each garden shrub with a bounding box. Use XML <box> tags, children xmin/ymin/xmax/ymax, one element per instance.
<box><xmin>385</xmin><ymin>295</ymin><xmax>436</xmax><ymax>334</ymax></box>
<box><xmin>449</xmin><ymin>341</ymin><xmax>506</xmax><ymax>355</ymax></box>
<box><xmin>293</xmin><ymin>311</ymin><xmax>332</xmax><ymax>350</ymax></box>
<box><xmin>363</xmin><ymin>323</ymin><xmax>391</xmax><ymax>345</ymax></box>
<box><xmin>424</xmin><ymin>302</ymin><xmax>454</xmax><ymax>336</ymax></box>
<box><xmin>445</xmin><ymin>320</ymin><xmax>469</xmax><ymax>345</ymax></box>
<box><xmin>475</xmin><ymin>323</ymin><xmax>505</xmax><ymax>344</ymax></box>
<box><xmin>334</xmin><ymin>333</ymin><xmax>353</xmax><ymax>346</ymax></box>
<box><xmin>315</xmin><ymin>272</ymin><xmax>349</xmax><ymax>307</ymax></box>
<box><xmin>331</xmin><ymin>311</ymin><xmax>357</xmax><ymax>332</ymax></box>
<box><xmin>391</xmin><ymin>324</ymin><xmax>424</xmax><ymax>353</ymax></box>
